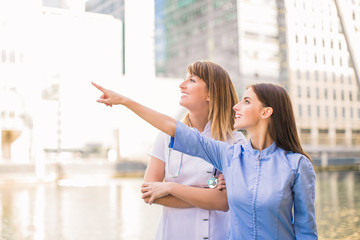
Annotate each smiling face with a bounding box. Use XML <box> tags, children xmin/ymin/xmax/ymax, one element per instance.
<box><xmin>233</xmin><ymin>87</ymin><xmax>268</xmax><ymax>131</ymax></box>
<box><xmin>179</xmin><ymin>73</ymin><xmax>209</xmax><ymax>111</ymax></box>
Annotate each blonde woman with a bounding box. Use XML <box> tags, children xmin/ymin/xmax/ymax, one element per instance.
<box><xmin>143</xmin><ymin>61</ymin><xmax>245</xmax><ymax>240</ymax></box>
<box><xmin>95</xmin><ymin>61</ymin><xmax>246</xmax><ymax>240</ymax></box>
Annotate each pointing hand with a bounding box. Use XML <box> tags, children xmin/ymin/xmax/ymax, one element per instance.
<box><xmin>92</xmin><ymin>82</ymin><xmax>128</xmax><ymax>106</ymax></box>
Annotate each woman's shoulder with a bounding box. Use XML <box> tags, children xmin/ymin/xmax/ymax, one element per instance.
<box><xmin>277</xmin><ymin>148</ymin><xmax>312</xmax><ymax>170</ymax></box>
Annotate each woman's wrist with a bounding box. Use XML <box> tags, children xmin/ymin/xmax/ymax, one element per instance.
<box><xmin>166</xmin><ymin>182</ymin><xmax>176</xmax><ymax>195</ymax></box>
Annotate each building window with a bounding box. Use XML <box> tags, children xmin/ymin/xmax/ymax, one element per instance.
<box><xmin>297</xmin><ymin>69</ymin><xmax>301</xmax><ymax>79</ymax></box>
<box><xmin>298</xmin><ymin>104</ymin><xmax>302</xmax><ymax>117</ymax></box>
<box><xmin>352</xmin><ymin>129</ymin><xmax>360</xmax><ymax>146</ymax></box>
<box><xmin>319</xmin><ymin>128</ymin><xmax>329</xmax><ymax>145</ymax></box>
<box><xmin>333</xmin><ymin>89</ymin><xmax>336</xmax><ymax>100</ymax></box>
<box><xmin>1</xmin><ymin>49</ymin><xmax>5</xmax><ymax>62</ymax></box>
<box><xmin>331</xmin><ymin>56</ymin><xmax>334</xmax><ymax>65</ymax></box>
<box><xmin>340</xmin><ymin>74</ymin><xmax>344</xmax><ymax>83</ymax></box>
<box><xmin>348</xmin><ymin>75</ymin><xmax>352</xmax><ymax>84</ymax></box>
<box><xmin>316</xmin><ymin>88</ymin><xmax>319</xmax><ymax>99</ymax></box>
<box><xmin>322</xmin><ymin>39</ymin><xmax>325</xmax><ymax>47</ymax></box>
<box><xmin>342</xmin><ymin>107</ymin><xmax>346</xmax><ymax>118</ymax></box>
<box><xmin>331</xmin><ymin>40</ymin><xmax>333</xmax><ymax>48</ymax></box>
<box><xmin>350</xmin><ymin>108</ymin><xmax>353</xmax><ymax>118</ymax></box>
<box><xmin>324</xmin><ymin>72</ymin><xmax>327</xmax><ymax>82</ymax></box>
<box><xmin>308</xmin><ymin>105</ymin><xmax>311</xmax><ymax>117</ymax></box>
<box><xmin>336</xmin><ymin>129</ymin><xmax>346</xmax><ymax>145</ymax></box>
<box><xmin>301</xmin><ymin>128</ymin><xmax>311</xmax><ymax>134</ymax></box>
<box><xmin>358</xmin><ymin>108</ymin><xmax>360</xmax><ymax>118</ymax></box>
<box><xmin>300</xmin><ymin>128</ymin><xmax>311</xmax><ymax>144</ymax></box>
<box><xmin>341</xmin><ymin>90</ymin><xmax>345</xmax><ymax>100</ymax></box>
<box><xmin>295</xmin><ymin>35</ymin><xmax>298</xmax><ymax>43</ymax></box>
<box><xmin>10</xmin><ymin>50</ymin><xmax>15</xmax><ymax>63</ymax></box>
<box><xmin>324</xmin><ymin>89</ymin><xmax>328</xmax><ymax>99</ymax></box>
<box><xmin>323</xmin><ymin>54</ymin><xmax>326</xmax><ymax>64</ymax></box>
<box><xmin>325</xmin><ymin>106</ymin><xmax>329</xmax><ymax>118</ymax></box>
<box><xmin>298</xmin><ymin>86</ymin><xmax>302</xmax><ymax>98</ymax></box>
<box><xmin>315</xmin><ymin>71</ymin><xmax>319</xmax><ymax>81</ymax></box>
<box><xmin>339</xmin><ymin>41</ymin><xmax>342</xmax><ymax>49</ymax></box>
<box><xmin>314</xmin><ymin>54</ymin><xmax>317</xmax><ymax>63</ymax></box>
<box><xmin>350</xmin><ymin>91</ymin><xmax>353</xmax><ymax>101</ymax></box>
<box><xmin>332</xmin><ymin>72</ymin><xmax>336</xmax><ymax>83</ymax></box>
<box><xmin>317</xmin><ymin>106</ymin><xmax>320</xmax><ymax>117</ymax></box>
<box><xmin>306</xmin><ymin>70</ymin><xmax>309</xmax><ymax>80</ymax></box>
<box><xmin>305</xmin><ymin>36</ymin><xmax>307</xmax><ymax>44</ymax></box>
<box><xmin>319</xmin><ymin>129</ymin><xmax>328</xmax><ymax>134</ymax></box>
<box><xmin>334</xmin><ymin>107</ymin><xmax>337</xmax><ymax>118</ymax></box>
<box><xmin>340</xmin><ymin>58</ymin><xmax>343</xmax><ymax>66</ymax></box>
<box><xmin>307</xmin><ymin>87</ymin><xmax>311</xmax><ymax>98</ymax></box>
<box><xmin>314</xmin><ymin>38</ymin><xmax>316</xmax><ymax>45</ymax></box>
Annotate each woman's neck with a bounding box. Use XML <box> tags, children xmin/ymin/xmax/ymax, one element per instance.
<box><xmin>188</xmin><ymin>112</ymin><xmax>209</xmax><ymax>132</ymax></box>
<box><xmin>248</xmin><ymin>124</ymin><xmax>274</xmax><ymax>151</ymax></box>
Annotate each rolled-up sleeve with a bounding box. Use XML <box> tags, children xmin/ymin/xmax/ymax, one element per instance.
<box><xmin>293</xmin><ymin>156</ymin><xmax>318</xmax><ymax>239</ymax></box>
<box><xmin>170</xmin><ymin>121</ymin><xmax>230</xmax><ymax>172</ymax></box>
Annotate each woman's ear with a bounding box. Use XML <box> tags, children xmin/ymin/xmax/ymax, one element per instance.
<box><xmin>261</xmin><ymin>107</ymin><xmax>273</xmax><ymax>119</ymax></box>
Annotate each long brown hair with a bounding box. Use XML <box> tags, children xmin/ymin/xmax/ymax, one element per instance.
<box><xmin>250</xmin><ymin>83</ymin><xmax>312</xmax><ymax>161</ymax></box>
<box><xmin>183</xmin><ymin>60</ymin><xmax>239</xmax><ymax>141</ymax></box>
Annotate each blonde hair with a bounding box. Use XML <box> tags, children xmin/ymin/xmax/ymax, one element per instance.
<box><xmin>183</xmin><ymin>60</ymin><xmax>239</xmax><ymax>141</ymax></box>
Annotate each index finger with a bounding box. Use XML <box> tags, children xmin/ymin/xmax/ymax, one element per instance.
<box><xmin>91</xmin><ymin>82</ymin><xmax>107</xmax><ymax>93</ymax></box>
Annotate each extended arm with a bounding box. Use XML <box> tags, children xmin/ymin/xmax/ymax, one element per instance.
<box><xmin>293</xmin><ymin>157</ymin><xmax>318</xmax><ymax>239</ymax></box>
<box><xmin>92</xmin><ymin>82</ymin><xmax>230</xmax><ymax>171</ymax></box>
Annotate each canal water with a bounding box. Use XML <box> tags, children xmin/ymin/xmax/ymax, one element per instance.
<box><xmin>0</xmin><ymin>171</ymin><xmax>359</xmax><ymax>240</ymax></box>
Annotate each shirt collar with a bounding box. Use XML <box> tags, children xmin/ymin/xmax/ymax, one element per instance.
<box><xmin>244</xmin><ymin>139</ymin><xmax>278</xmax><ymax>158</ymax></box>
<box><xmin>201</xmin><ymin>121</ymin><xmax>212</xmax><ymax>137</ymax></box>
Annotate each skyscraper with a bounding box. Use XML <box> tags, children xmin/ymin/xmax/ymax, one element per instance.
<box><xmin>155</xmin><ymin>0</ymin><xmax>360</xmax><ymax>151</ymax></box>
<box><xmin>155</xmin><ymin>0</ymin><xmax>279</xmax><ymax>91</ymax></box>
<box><xmin>277</xmin><ymin>0</ymin><xmax>360</xmax><ymax>148</ymax></box>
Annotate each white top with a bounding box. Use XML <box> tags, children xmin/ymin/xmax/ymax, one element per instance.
<box><xmin>148</xmin><ymin>122</ymin><xmax>246</xmax><ymax>240</ymax></box>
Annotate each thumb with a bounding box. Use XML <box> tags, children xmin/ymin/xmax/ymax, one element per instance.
<box><xmin>97</xmin><ymin>98</ymin><xmax>110</xmax><ymax>104</ymax></box>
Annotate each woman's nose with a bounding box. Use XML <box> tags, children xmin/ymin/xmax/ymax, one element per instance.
<box><xmin>233</xmin><ymin>102</ymin><xmax>240</xmax><ymax>111</ymax></box>
<box><xmin>179</xmin><ymin>80</ymin><xmax>186</xmax><ymax>89</ymax></box>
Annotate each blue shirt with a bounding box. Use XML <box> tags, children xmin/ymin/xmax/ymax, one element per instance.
<box><xmin>171</xmin><ymin>121</ymin><xmax>317</xmax><ymax>240</ymax></box>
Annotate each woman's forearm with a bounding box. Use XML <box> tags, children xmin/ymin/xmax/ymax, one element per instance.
<box><xmin>168</xmin><ymin>183</ymin><xmax>229</xmax><ymax>211</ymax></box>
<box><xmin>145</xmin><ymin>195</ymin><xmax>194</xmax><ymax>208</ymax></box>
<box><xmin>123</xmin><ymin>98</ymin><xmax>177</xmax><ymax>137</ymax></box>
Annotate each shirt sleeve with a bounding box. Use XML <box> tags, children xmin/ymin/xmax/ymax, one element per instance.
<box><xmin>293</xmin><ymin>156</ymin><xmax>318</xmax><ymax>239</ymax></box>
<box><xmin>148</xmin><ymin>132</ymin><xmax>169</xmax><ymax>162</ymax></box>
<box><xmin>170</xmin><ymin>121</ymin><xmax>232</xmax><ymax>172</ymax></box>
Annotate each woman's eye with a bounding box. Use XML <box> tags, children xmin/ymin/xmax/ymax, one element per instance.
<box><xmin>245</xmin><ymin>100</ymin><xmax>250</xmax><ymax>104</ymax></box>
<box><xmin>190</xmin><ymin>78</ymin><xmax>196</xmax><ymax>82</ymax></box>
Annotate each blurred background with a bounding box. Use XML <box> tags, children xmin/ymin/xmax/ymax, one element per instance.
<box><xmin>0</xmin><ymin>0</ymin><xmax>359</xmax><ymax>239</ymax></box>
